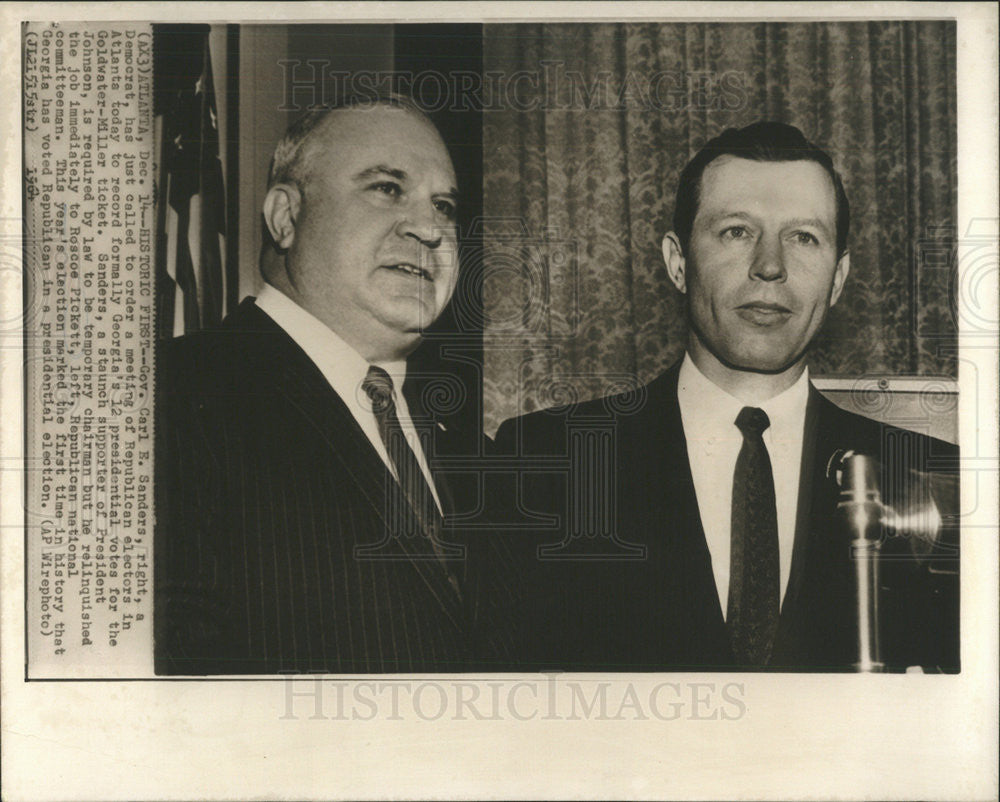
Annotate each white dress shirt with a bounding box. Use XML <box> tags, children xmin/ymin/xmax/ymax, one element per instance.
<box><xmin>255</xmin><ymin>283</ymin><xmax>443</xmax><ymax>513</ymax></box>
<box><xmin>676</xmin><ymin>353</ymin><xmax>809</xmax><ymax>618</ymax></box>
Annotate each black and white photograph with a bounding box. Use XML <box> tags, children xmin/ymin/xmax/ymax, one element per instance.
<box><xmin>2</xmin><ymin>3</ymin><xmax>997</xmax><ymax>800</ymax></box>
<box><xmin>151</xmin><ymin>20</ymin><xmax>962</xmax><ymax>676</ymax></box>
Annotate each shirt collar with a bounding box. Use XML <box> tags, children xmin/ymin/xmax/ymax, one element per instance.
<box><xmin>254</xmin><ymin>283</ymin><xmax>408</xmax><ymax>406</ymax></box>
<box><xmin>677</xmin><ymin>352</ymin><xmax>809</xmax><ymax>442</ymax></box>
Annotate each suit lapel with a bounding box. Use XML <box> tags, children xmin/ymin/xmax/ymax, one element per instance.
<box><xmin>644</xmin><ymin>367</ymin><xmax>731</xmax><ymax>660</ymax></box>
<box><xmin>400</xmin><ymin>377</ymin><xmax>469</xmax><ymax>572</ymax></box>
<box><xmin>772</xmin><ymin>387</ymin><xmax>820</xmax><ymax>662</ymax></box>
<box><xmin>239</xmin><ymin>301</ymin><xmax>466</xmax><ymax>628</ymax></box>
<box><xmin>429</xmin><ymin>460</ymin><xmax>471</xmax><ymax>590</ymax></box>
<box><xmin>275</xmin><ymin>356</ymin><xmax>392</xmax><ymax>526</ymax></box>
<box><xmin>772</xmin><ymin>387</ymin><xmax>854</xmax><ymax>667</ymax></box>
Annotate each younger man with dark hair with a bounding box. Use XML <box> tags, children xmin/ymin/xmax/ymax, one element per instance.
<box><xmin>493</xmin><ymin>121</ymin><xmax>958</xmax><ymax>672</ymax></box>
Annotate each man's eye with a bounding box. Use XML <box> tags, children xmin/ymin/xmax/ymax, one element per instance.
<box><xmin>370</xmin><ymin>181</ymin><xmax>402</xmax><ymax>197</ymax></box>
<box><xmin>721</xmin><ymin>226</ymin><xmax>748</xmax><ymax>240</ymax></box>
<box><xmin>433</xmin><ymin>199</ymin><xmax>457</xmax><ymax>219</ymax></box>
<box><xmin>792</xmin><ymin>231</ymin><xmax>819</xmax><ymax>245</ymax></box>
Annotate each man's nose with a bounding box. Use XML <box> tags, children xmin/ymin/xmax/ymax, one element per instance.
<box><xmin>396</xmin><ymin>204</ymin><xmax>444</xmax><ymax>248</ymax></box>
<box><xmin>749</xmin><ymin>235</ymin><xmax>787</xmax><ymax>282</ymax></box>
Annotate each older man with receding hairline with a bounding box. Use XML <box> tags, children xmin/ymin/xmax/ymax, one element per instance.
<box><xmin>156</xmin><ymin>97</ymin><xmax>510</xmax><ymax>674</ymax></box>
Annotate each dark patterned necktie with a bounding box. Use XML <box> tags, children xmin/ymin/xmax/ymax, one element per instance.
<box><xmin>727</xmin><ymin>406</ymin><xmax>780</xmax><ymax>666</ymax></box>
<box><xmin>362</xmin><ymin>366</ymin><xmax>447</xmax><ymax>564</ymax></box>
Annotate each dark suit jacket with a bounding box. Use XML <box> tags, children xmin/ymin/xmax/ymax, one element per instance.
<box><xmin>155</xmin><ymin>299</ymin><xmax>513</xmax><ymax>674</ymax></box>
<box><xmin>490</xmin><ymin>362</ymin><xmax>960</xmax><ymax>672</ymax></box>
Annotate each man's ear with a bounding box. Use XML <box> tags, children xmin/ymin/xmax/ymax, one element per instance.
<box><xmin>662</xmin><ymin>232</ymin><xmax>687</xmax><ymax>294</ymax></box>
<box><xmin>829</xmin><ymin>250</ymin><xmax>850</xmax><ymax>307</ymax></box>
<box><xmin>262</xmin><ymin>183</ymin><xmax>301</xmax><ymax>250</ymax></box>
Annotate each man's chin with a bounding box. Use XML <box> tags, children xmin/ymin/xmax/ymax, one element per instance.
<box><xmin>721</xmin><ymin>348</ymin><xmax>803</xmax><ymax>375</ymax></box>
<box><xmin>381</xmin><ymin>297</ymin><xmax>443</xmax><ymax>330</ymax></box>
<box><xmin>692</xmin><ymin>328</ymin><xmax>805</xmax><ymax>376</ymax></box>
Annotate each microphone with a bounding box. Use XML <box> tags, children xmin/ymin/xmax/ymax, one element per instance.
<box><xmin>827</xmin><ymin>449</ymin><xmax>958</xmax><ymax>672</ymax></box>
<box><xmin>827</xmin><ymin>449</ymin><xmax>953</xmax><ymax>559</ymax></box>
<box><xmin>827</xmin><ymin>450</ymin><xmax>885</xmax><ymax>672</ymax></box>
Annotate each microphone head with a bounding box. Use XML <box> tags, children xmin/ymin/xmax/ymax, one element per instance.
<box><xmin>829</xmin><ymin>450</ymin><xmax>881</xmax><ymax>503</ymax></box>
<box><xmin>828</xmin><ymin>449</ymin><xmax>952</xmax><ymax>559</ymax></box>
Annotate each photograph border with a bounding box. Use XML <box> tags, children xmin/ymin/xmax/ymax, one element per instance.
<box><xmin>2</xmin><ymin>3</ymin><xmax>996</xmax><ymax>800</ymax></box>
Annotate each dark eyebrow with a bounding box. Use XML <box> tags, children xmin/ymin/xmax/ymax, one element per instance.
<box><xmin>701</xmin><ymin>210</ymin><xmax>754</xmax><ymax>226</ymax></box>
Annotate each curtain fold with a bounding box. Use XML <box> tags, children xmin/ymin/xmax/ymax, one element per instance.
<box><xmin>482</xmin><ymin>22</ymin><xmax>957</xmax><ymax>435</ymax></box>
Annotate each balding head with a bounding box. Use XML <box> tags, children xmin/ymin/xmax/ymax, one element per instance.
<box><xmin>267</xmin><ymin>95</ymin><xmax>436</xmax><ymax>194</ymax></box>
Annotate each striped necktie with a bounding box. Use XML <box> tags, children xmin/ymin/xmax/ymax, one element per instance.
<box><xmin>361</xmin><ymin>366</ymin><xmax>456</xmax><ymax>576</ymax></box>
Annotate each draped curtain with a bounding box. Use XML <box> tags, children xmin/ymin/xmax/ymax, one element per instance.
<box><xmin>481</xmin><ymin>22</ymin><xmax>956</xmax><ymax>435</ymax></box>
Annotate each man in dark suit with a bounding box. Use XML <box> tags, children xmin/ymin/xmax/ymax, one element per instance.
<box><xmin>491</xmin><ymin>122</ymin><xmax>959</xmax><ymax>672</ymax></box>
<box><xmin>156</xmin><ymin>97</ymin><xmax>510</xmax><ymax>674</ymax></box>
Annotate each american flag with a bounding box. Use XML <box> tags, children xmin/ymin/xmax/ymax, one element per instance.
<box><xmin>154</xmin><ymin>25</ymin><xmax>228</xmax><ymax>337</ymax></box>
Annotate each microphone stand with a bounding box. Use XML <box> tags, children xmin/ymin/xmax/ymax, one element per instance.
<box><xmin>828</xmin><ymin>450</ymin><xmax>885</xmax><ymax>673</ymax></box>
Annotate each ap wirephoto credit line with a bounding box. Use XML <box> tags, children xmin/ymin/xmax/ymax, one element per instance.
<box><xmin>23</xmin><ymin>23</ymin><xmax>155</xmax><ymax>677</ymax></box>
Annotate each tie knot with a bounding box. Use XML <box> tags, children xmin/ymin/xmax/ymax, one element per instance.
<box><xmin>362</xmin><ymin>366</ymin><xmax>395</xmax><ymax>412</ymax></box>
<box><xmin>735</xmin><ymin>406</ymin><xmax>770</xmax><ymax>438</ymax></box>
